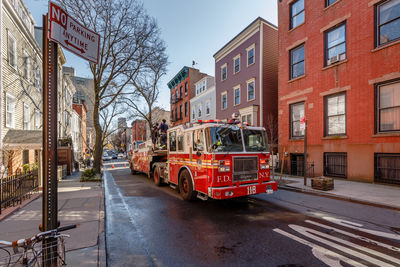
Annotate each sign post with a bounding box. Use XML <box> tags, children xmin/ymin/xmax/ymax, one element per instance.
<box><xmin>41</xmin><ymin>3</ymin><xmax>99</xmax><ymax>265</ymax></box>
<box><xmin>42</xmin><ymin>13</ymin><xmax>59</xmax><ymax>266</ymax></box>
<box><xmin>300</xmin><ymin>116</ymin><xmax>307</xmax><ymax>186</ymax></box>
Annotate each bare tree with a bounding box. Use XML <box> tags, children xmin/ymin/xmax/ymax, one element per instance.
<box><xmin>58</xmin><ymin>0</ymin><xmax>167</xmax><ymax>173</ymax></box>
<box><xmin>264</xmin><ymin>113</ymin><xmax>279</xmax><ymax>179</ymax></box>
<box><xmin>122</xmin><ymin>48</ymin><xmax>168</xmax><ymax>143</ymax></box>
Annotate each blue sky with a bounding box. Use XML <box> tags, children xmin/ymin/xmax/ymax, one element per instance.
<box><xmin>26</xmin><ymin>0</ymin><xmax>278</xmax><ymax>111</ymax></box>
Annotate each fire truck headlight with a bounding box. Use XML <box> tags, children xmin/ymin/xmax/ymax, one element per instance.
<box><xmin>218</xmin><ymin>160</ymin><xmax>231</xmax><ymax>172</ymax></box>
<box><xmin>260</xmin><ymin>164</ymin><xmax>269</xmax><ymax>170</ymax></box>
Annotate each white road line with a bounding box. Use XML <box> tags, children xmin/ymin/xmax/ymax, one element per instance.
<box><xmin>289</xmin><ymin>224</ymin><xmax>397</xmax><ymax>266</ymax></box>
<box><xmin>273</xmin><ymin>228</ymin><xmax>367</xmax><ymax>267</ymax></box>
<box><xmin>306</xmin><ymin>220</ymin><xmax>400</xmax><ymax>252</ymax></box>
<box><xmin>323</xmin><ymin>216</ymin><xmax>400</xmax><ymax>241</ymax></box>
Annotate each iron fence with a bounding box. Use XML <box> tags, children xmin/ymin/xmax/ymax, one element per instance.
<box><xmin>0</xmin><ymin>170</ymin><xmax>39</xmax><ymax>215</ymax></box>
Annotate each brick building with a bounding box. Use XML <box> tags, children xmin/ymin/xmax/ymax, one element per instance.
<box><xmin>167</xmin><ymin>67</ymin><xmax>207</xmax><ymax>127</ymax></box>
<box><xmin>131</xmin><ymin>119</ymin><xmax>147</xmax><ymax>143</ymax></box>
<box><xmin>278</xmin><ymin>0</ymin><xmax>400</xmax><ymax>184</ymax></box>
<box><xmin>214</xmin><ymin>17</ymin><xmax>278</xmax><ymax>127</ymax></box>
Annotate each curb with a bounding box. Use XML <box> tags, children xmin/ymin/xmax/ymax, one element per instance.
<box><xmin>0</xmin><ymin>193</ymin><xmax>42</xmax><ymax>222</ymax></box>
<box><xmin>279</xmin><ymin>185</ymin><xmax>400</xmax><ymax>212</ymax></box>
<box><xmin>98</xmin><ymin>177</ymin><xmax>106</xmax><ymax>267</ymax></box>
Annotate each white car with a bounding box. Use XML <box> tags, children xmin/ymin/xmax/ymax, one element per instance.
<box><xmin>102</xmin><ymin>152</ymin><xmax>112</xmax><ymax>161</ymax></box>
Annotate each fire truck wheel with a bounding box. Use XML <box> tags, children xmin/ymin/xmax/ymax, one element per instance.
<box><xmin>153</xmin><ymin>166</ymin><xmax>162</xmax><ymax>186</ymax></box>
<box><xmin>179</xmin><ymin>170</ymin><xmax>197</xmax><ymax>201</ymax></box>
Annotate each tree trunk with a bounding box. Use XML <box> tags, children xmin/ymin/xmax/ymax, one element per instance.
<box><xmin>92</xmin><ymin>96</ymin><xmax>103</xmax><ymax>174</ymax></box>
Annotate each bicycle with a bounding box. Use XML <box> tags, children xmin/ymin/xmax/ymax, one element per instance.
<box><xmin>0</xmin><ymin>224</ymin><xmax>76</xmax><ymax>266</ymax></box>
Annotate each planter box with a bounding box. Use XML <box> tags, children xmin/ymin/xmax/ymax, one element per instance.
<box><xmin>311</xmin><ymin>177</ymin><xmax>334</xmax><ymax>191</ymax></box>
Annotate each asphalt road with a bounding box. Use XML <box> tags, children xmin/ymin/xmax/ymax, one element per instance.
<box><xmin>104</xmin><ymin>160</ymin><xmax>400</xmax><ymax>267</ymax></box>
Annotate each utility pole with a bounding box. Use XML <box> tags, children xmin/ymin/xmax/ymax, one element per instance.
<box><xmin>42</xmin><ymin>14</ymin><xmax>59</xmax><ymax>266</ymax></box>
<box><xmin>303</xmin><ymin>119</ymin><xmax>307</xmax><ymax>186</ymax></box>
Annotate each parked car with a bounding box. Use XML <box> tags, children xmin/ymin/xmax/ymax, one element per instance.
<box><xmin>102</xmin><ymin>152</ymin><xmax>112</xmax><ymax>161</ymax></box>
<box><xmin>111</xmin><ymin>153</ymin><xmax>118</xmax><ymax>159</ymax></box>
<box><xmin>118</xmin><ymin>152</ymin><xmax>125</xmax><ymax>159</ymax></box>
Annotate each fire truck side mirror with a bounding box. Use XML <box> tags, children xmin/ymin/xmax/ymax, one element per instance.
<box><xmin>196</xmin><ymin>151</ymin><xmax>202</xmax><ymax>157</ymax></box>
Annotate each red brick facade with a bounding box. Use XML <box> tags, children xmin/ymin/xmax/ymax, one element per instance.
<box><xmin>131</xmin><ymin>120</ymin><xmax>147</xmax><ymax>142</ymax></box>
<box><xmin>168</xmin><ymin>67</ymin><xmax>207</xmax><ymax>127</ymax></box>
<box><xmin>278</xmin><ymin>0</ymin><xmax>400</xmax><ymax>183</ymax></box>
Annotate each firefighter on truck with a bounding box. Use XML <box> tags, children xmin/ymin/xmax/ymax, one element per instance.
<box><xmin>129</xmin><ymin>117</ymin><xmax>278</xmax><ymax>201</ymax></box>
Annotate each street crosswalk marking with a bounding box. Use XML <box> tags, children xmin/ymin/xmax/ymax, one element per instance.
<box><xmin>322</xmin><ymin>216</ymin><xmax>400</xmax><ymax>241</ymax></box>
<box><xmin>273</xmin><ymin>228</ymin><xmax>367</xmax><ymax>267</ymax></box>
<box><xmin>274</xmin><ymin>217</ymin><xmax>400</xmax><ymax>266</ymax></box>
<box><xmin>306</xmin><ymin>220</ymin><xmax>400</xmax><ymax>253</ymax></box>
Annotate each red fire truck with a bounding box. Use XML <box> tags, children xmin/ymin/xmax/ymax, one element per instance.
<box><xmin>129</xmin><ymin>120</ymin><xmax>278</xmax><ymax>201</ymax></box>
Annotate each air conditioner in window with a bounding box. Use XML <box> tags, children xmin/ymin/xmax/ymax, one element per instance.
<box><xmin>327</xmin><ymin>55</ymin><xmax>339</xmax><ymax>65</ymax></box>
<box><xmin>339</xmin><ymin>53</ymin><xmax>346</xmax><ymax>61</ymax></box>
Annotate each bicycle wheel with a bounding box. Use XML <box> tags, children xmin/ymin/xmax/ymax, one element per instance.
<box><xmin>0</xmin><ymin>247</ymin><xmax>11</xmax><ymax>266</ymax></box>
<box><xmin>57</xmin><ymin>238</ymin><xmax>66</xmax><ymax>266</ymax></box>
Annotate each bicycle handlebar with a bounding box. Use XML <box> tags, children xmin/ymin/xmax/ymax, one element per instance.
<box><xmin>58</xmin><ymin>224</ymin><xmax>77</xmax><ymax>232</ymax></box>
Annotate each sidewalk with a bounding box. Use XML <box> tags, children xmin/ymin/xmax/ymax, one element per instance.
<box><xmin>0</xmin><ymin>172</ymin><xmax>105</xmax><ymax>266</ymax></box>
<box><xmin>275</xmin><ymin>174</ymin><xmax>400</xmax><ymax>210</ymax></box>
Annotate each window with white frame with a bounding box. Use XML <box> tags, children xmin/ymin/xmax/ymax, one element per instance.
<box><xmin>290</xmin><ymin>102</ymin><xmax>305</xmax><ymax>138</ymax></box>
<box><xmin>242</xmin><ymin>114</ymin><xmax>252</xmax><ymax>125</ymax></box>
<box><xmin>221</xmin><ymin>92</ymin><xmax>227</xmax><ymax>110</ymax></box>
<box><xmin>233</xmin><ymin>55</ymin><xmax>240</xmax><ymax>74</ymax></box>
<box><xmin>6</xmin><ymin>94</ymin><xmax>16</xmax><ymax>128</ymax></box>
<box><xmin>376</xmin><ymin>80</ymin><xmax>400</xmax><ymax>132</ymax></box>
<box><xmin>247</xmin><ymin>45</ymin><xmax>255</xmax><ymax>66</ymax></box>
<box><xmin>221</xmin><ymin>64</ymin><xmax>227</xmax><ymax>81</ymax></box>
<box><xmin>192</xmin><ymin>109</ymin><xmax>196</xmax><ymax>120</ymax></box>
<box><xmin>8</xmin><ymin>31</ymin><xmax>17</xmax><ymax>69</ymax></box>
<box><xmin>24</xmin><ymin>103</ymin><xmax>30</xmax><ymax>130</ymax></box>
<box><xmin>206</xmin><ymin>101</ymin><xmax>210</xmax><ymax>115</ymax></box>
<box><xmin>198</xmin><ymin>105</ymin><xmax>202</xmax><ymax>117</ymax></box>
<box><xmin>34</xmin><ymin>61</ymin><xmax>41</xmax><ymax>90</ymax></box>
<box><xmin>234</xmin><ymin>86</ymin><xmax>240</xmax><ymax>105</ymax></box>
<box><xmin>35</xmin><ymin>110</ymin><xmax>41</xmax><ymax>130</ymax></box>
<box><xmin>23</xmin><ymin>50</ymin><xmax>30</xmax><ymax>80</ymax></box>
<box><xmin>325</xmin><ymin>93</ymin><xmax>346</xmax><ymax>135</ymax></box>
<box><xmin>247</xmin><ymin>80</ymin><xmax>255</xmax><ymax>101</ymax></box>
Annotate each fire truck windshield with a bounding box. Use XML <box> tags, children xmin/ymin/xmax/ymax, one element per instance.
<box><xmin>208</xmin><ymin>126</ymin><xmax>243</xmax><ymax>152</ymax></box>
<box><xmin>243</xmin><ymin>129</ymin><xmax>268</xmax><ymax>152</ymax></box>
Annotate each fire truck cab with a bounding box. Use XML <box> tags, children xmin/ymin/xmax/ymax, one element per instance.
<box><xmin>130</xmin><ymin>120</ymin><xmax>278</xmax><ymax>201</ymax></box>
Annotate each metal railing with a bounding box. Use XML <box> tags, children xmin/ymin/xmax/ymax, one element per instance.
<box><xmin>0</xmin><ymin>170</ymin><xmax>39</xmax><ymax>215</ymax></box>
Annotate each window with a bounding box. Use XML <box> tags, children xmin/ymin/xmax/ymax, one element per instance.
<box><xmin>185</xmin><ymin>82</ymin><xmax>188</xmax><ymax>96</ymax></box>
<box><xmin>290</xmin><ymin>0</ymin><xmax>305</xmax><ymax>29</ymax></box>
<box><xmin>247</xmin><ymin>80</ymin><xmax>255</xmax><ymax>101</ymax></box>
<box><xmin>179</xmin><ymin>86</ymin><xmax>183</xmax><ymax>98</ymax></box>
<box><xmin>326</xmin><ymin>0</ymin><xmax>339</xmax><ymax>7</ymax></box>
<box><xmin>22</xmin><ymin>150</ymin><xmax>29</xmax><ymax>165</ymax></box>
<box><xmin>24</xmin><ymin>103</ymin><xmax>30</xmax><ymax>130</ymax></box>
<box><xmin>325</xmin><ymin>93</ymin><xmax>346</xmax><ymax>135</ymax></box>
<box><xmin>234</xmin><ymin>86</ymin><xmax>240</xmax><ymax>105</ymax></box>
<box><xmin>34</xmin><ymin>61</ymin><xmax>41</xmax><ymax>91</ymax></box>
<box><xmin>6</xmin><ymin>93</ymin><xmax>16</xmax><ymax>128</ymax></box>
<box><xmin>206</xmin><ymin>101</ymin><xmax>210</xmax><ymax>115</ymax></box>
<box><xmin>376</xmin><ymin>80</ymin><xmax>400</xmax><ymax>132</ymax></box>
<box><xmin>376</xmin><ymin>0</ymin><xmax>400</xmax><ymax>46</ymax></box>
<box><xmin>171</xmin><ymin>92</ymin><xmax>174</xmax><ymax>103</ymax></box>
<box><xmin>192</xmin><ymin>109</ymin><xmax>195</xmax><ymax>120</ymax></box>
<box><xmin>198</xmin><ymin>105</ymin><xmax>202</xmax><ymax>117</ymax></box>
<box><xmin>171</xmin><ymin>110</ymin><xmax>174</xmax><ymax>121</ymax></box>
<box><xmin>290</xmin><ymin>102</ymin><xmax>305</xmax><ymax>138</ymax></box>
<box><xmin>65</xmin><ymin>111</ymin><xmax>70</xmax><ymax>127</ymax></box>
<box><xmin>8</xmin><ymin>31</ymin><xmax>17</xmax><ymax>68</ymax></box>
<box><xmin>185</xmin><ymin>102</ymin><xmax>188</xmax><ymax>117</ymax></box>
<box><xmin>242</xmin><ymin>114</ymin><xmax>252</xmax><ymax>125</ymax></box>
<box><xmin>169</xmin><ymin>131</ymin><xmax>176</xmax><ymax>151</ymax></box>
<box><xmin>221</xmin><ymin>92</ymin><xmax>227</xmax><ymax>110</ymax></box>
<box><xmin>35</xmin><ymin>110</ymin><xmax>41</xmax><ymax>130</ymax></box>
<box><xmin>179</xmin><ymin>104</ymin><xmax>182</xmax><ymax>119</ymax></box>
<box><xmin>177</xmin><ymin>135</ymin><xmax>184</xmax><ymax>151</ymax></box>
<box><xmin>290</xmin><ymin>44</ymin><xmax>305</xmax><ymax>79</ymax></box>
<box><xmin>23</xmin><ymin>50</ymin><xmax>30</xmax><ymax>80</ymax></box>
<box><xmin>247</xmin><ymin>45</ymin><xmax>255</xmax><ymax>66</ymax></box>
<box><xmin>221</xmin><ymin>64</ymin><xmax>227</xmax><ymax>81</ymax></box>
<box><xmin>193</xmin><ymin>129</ymin><xmax>204</xmax><ymax>151</ymax></box>
<box><xmin>375</xmin><ymin>153</ymin><xmax>400</xmax><ymax>184</ymax></box>
<box><xmin>175</xmin><ymin>107</ymin><xmax>178</xmax><ymax>121</ymax></box>
<box><xmin>233</xmin><ymin>55</ymin><xmax>240</xmax><ymax>74</ymax></box>
<box><xmin>325</xmin><ymin>23</ymin><xmax>346</xmax><ymax>66</ymax></box>
<box><xmin>324</xmin><ymin>152</ymin><xmax>347</xmax><ymax>178</ymax></box>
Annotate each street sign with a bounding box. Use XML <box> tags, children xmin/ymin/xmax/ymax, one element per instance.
<box><xmin>300</xmin><ymin>116</ymin><xmax>306</xmax><ymax>131</ymax></box>
<box><xmin>48</xmin><ymin>2</ymin><xmax>100</xmax><ymax>64</ymax></box>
